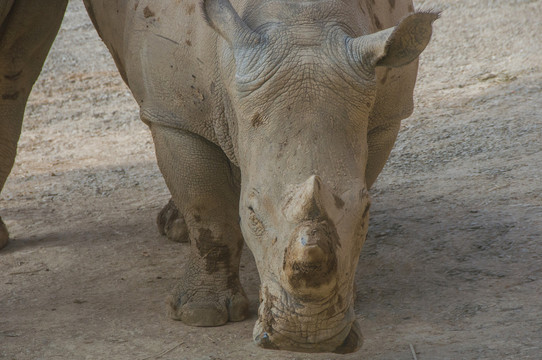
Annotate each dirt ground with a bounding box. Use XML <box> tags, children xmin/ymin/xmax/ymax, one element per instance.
<box><xmin>1</xmin><ymin>0</ymin><xmax>541</xmax><ymax>359</ymax></box>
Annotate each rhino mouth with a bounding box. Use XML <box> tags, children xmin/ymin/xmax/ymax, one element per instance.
<box><xmin>252</xmin><ymin>285</ymin><xmax>362</xmax><ymax>353</ymax></box>
<box><xmin>253</xmin><ymin>316</ymin><xmax>362</xmax><ymax>353</ymax></box>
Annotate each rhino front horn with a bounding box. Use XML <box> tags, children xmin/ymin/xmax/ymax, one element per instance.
<box><xmin>282</xmin><ymin>175</ymin><xmax>336</xmax><ymax>222</ymax></box>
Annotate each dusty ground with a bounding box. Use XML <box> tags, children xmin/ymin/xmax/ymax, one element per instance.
<box><xmin>1</xmin><ymin>0</ymin><xmax>541</xmax><ymax>359</ymax></box>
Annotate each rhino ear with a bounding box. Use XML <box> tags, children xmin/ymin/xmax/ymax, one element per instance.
<box><xmin>201</xmin><ymin>0</ymin><xmax>261</xmax><ymax>46</ymax></box>
<box><xmin>353</xmin><ymin>11</ymin><xmax>439</xmax><ymax>68</ymax></box>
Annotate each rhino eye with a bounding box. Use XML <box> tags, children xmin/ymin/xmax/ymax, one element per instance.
<box><xmin>248</xmin><ymin>206</ymin><xmax>266</xmax><ymax>236</ymax></box>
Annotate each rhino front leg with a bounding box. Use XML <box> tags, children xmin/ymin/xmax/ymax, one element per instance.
<box><xmin>150</xmin><ymin>124</ymin><xmax>248</xmax><ymax>326</ymax></box>
<box><xmin>0</xmin><ymin>0</ymin><xmax>68</xmax><ymax>250</ymax></box>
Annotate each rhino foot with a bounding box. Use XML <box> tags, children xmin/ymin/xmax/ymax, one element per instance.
<box><xmin>0</xmin><ymin>217</ymin><xmax>8</xmax><ymax>250</ymax></box>
<box><xmin>167</xmin><ymin>261</ymin><xmax>249</xmax><ymax>326</ymax></box>
<box><xmin>157</xmin><ymin>199</ymin><xmax>189</xmax><ymax>243</ymax></box>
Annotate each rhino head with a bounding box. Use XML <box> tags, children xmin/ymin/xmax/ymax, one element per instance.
<box><xmin>202</xmin><ymin>0</ymin><xmax>437</xmax><ymax>353</ymax></box>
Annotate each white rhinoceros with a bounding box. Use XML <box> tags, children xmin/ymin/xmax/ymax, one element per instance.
<box><xmin>0</xmin><ymin>0</ymin><xmax>437</xmax><ymax>353</ymax></box>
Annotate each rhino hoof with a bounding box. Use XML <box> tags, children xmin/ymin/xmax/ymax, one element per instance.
<box><xmin>168</xmin><ymin>296</ymin><xmax>229</xmax><ymax>326</ymax></box>
<box><xmin>0</xmin><ymin>217</ymin><xmax>8</xmax><ymax>250</ymax></box>
<box><xmin>167</xmin><ymin>290</ymin><xmax>249</xmax><ymax>327</ymax></box>
<box><xmin>167</xmin><ymin>268</ymin><xmax>249</xmax><ymax>326</ymax></box>
<box><xmin>157</xmin><ymin>199</ymin><xmax>189</xmax><ymax>243</ymax></box>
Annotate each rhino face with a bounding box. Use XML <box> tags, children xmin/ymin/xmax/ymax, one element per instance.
<box><xmin>241</xmin><ymin>174</ymin><xmax>370</xmax><ymax>353</ymax></box>
<box><xmin>203</xmin><ymin>0</ymin><xmax>437</xmax><ymax>353</ymax></box>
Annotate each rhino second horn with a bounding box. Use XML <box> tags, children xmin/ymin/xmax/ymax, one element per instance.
<box><xmin>283</xmin><ymin>225</ymin><xmax>338</xmax><ymax>291</ymax></box>
<box><xmin>283</xmin><ymin>175</ymin><xmax>335</xmax><ymax>222</ymax></box>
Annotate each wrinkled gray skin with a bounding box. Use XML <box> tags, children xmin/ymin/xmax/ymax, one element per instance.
<box><xmin>0</xmin><ymin>0</ymin><xmax>437</xmax><ymax>353</ymax></box>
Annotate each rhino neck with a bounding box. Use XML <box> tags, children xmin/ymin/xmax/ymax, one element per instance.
<box><xmin>210</xmin><ymin>39</ymin><xmax>242</xmax><ymax>167</ymax></box>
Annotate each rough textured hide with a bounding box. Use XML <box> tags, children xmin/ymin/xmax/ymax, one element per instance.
<box><xmin>0</xmin><ymin>0</ymin><xmax>437</xmax><ymax>353</ymax></box>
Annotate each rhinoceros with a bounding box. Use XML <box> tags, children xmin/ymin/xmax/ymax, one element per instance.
<box><xmin>0</xmin><ymin>0</ymin><xmax>437</xmax><ymax>353</ymax></box>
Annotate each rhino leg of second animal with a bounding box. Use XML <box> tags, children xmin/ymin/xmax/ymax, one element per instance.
<box><xmin>0</xmin><ymin>217</ymin><xmax>7</xmax><ymax>250</ymax></box>
<box><xmin>157</xmin><ymin>198</ymin><xmax>189</xmax><ymax>243</ymax></box>
<box><xmin>150</xmin><ymin>124</ymin><xmax>249</xmax><ymax>326</ymax></box>
<box><xmin>0</xmin><ymin>0</ymin><xmax>68</xmax><ymax>250</ymax></box>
